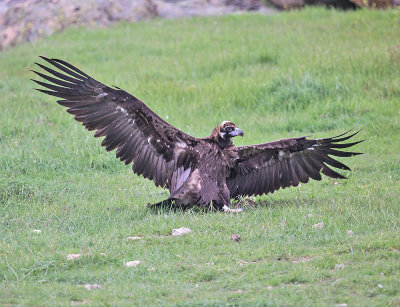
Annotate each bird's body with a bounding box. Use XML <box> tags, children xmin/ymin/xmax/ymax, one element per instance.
<box><xmin>170</xmin><ymin>138</ymin><xmax>237</xmax><ymax>208</ymax></box>
<box><xmin>33</xmin><ymin>57</ymin><xmax>362</xmax><ymax>211</ymax></box>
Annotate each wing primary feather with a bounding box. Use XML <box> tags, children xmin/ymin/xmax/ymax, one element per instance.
<box><xmin>32</xmin><ymin>70</ymin><xmax>77</xmax><ymax>88</ymax></box>
<box><xmin>321</xmin><ymin>163</ymin><xmax>347</xmax><ymax>179</ymax></box>
<box><xmin>313</xmin><ymin>152</ymin><xmax>351</xmax><ymax>171</ymax></box>
<box><xmin>320</xmin><ymin>148</ymin><xmax>363</xmax><ymax>157</ymax></box>
<box><xmin>48</xmin><ymin>57</ymin><xmax>92</xmax><ymax>78</ymax></box>
<box><xmin>327</xmin><ymin>127</ymin><xmax>355</xmax><ymax>139</ymax></box>
<box><xmin>302</xmin><ymin>156</ymin><xmax>322</xmax><ymax>181</ymax></box>
<box><xmin>330</xmin><ymin>129</ymin><xmax>362</xmax><ymax>143</ymax></box>
<box><xmin>67</xmin><ymin>103</ymin><xmax>113</xmax><ymax>116</ymax></box>
<box><xmin>57</xmin><ymin>98</ymin><xmax>98</xmax><ymax>107</ymax></box>
<box><xmin>35</xmin><ymin>88</ymin><xmax>71</xmax><ymax>99</ymax></box>
<box><xmin>38</xmin><ymin>89</ymin><xmax>90</xmax><ymax>100</ymax></box>
<box><xmin>35</xmin><ymin>62</ymin><xmax>82</xmax><ymax>84</ymax></box>
<box><xmin>39</xmin><ymin>57</ymin><xmax>88</xmax><ymax>81</ymax></box>
<box><xmin>326</xmin><ymin>140</ymin><xmax>364</xmax><ymax>149</ymax></box>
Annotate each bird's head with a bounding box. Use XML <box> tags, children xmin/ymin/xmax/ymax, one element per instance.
<box><xmin>211</xmin><ymin>121</ymin><xmax>244</xmax><ymax>148</ymax></box>
<box><xmin>218</xmin><ymin>121</ymin><xmax>244</xmax><ymax>139</ymax></box>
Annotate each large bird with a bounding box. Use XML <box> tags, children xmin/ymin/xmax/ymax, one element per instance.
<box><xmin>32</xmin><ymin>57</ymin><xmax>362</xmax><ymax>212</ymax></box>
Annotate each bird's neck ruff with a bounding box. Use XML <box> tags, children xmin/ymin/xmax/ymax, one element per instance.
<box><xmin>210</xmin><ymin>126</ymin><xmax>233</xmax><ymax>149</ymax></box>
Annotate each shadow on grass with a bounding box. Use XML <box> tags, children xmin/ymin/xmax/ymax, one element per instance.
<box><xmin>145</xmin><ymin>194</ymin><xmax>320</xmax><ymax>215</ymax></box>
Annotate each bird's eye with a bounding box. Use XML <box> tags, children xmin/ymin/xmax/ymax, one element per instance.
<box><xmin>225</xmin><ymin>127</ymin><xmax>234</xmax><ymax>132</ymax></box>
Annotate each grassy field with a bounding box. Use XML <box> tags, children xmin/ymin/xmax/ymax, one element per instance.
<box><xmin>1</xmin><ymin>8</ymin><xmax>400</xmax><ymax>306</ymax></box>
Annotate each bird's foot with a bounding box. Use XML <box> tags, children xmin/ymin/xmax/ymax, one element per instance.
<box><xmin>236</xmin><ymin>197</ymin><xmax>257</xmax><ymax>208</ymax></box>
<box><xmin>222</xmin><ymin>205</ymin><xmax>243</xmax><ymax>213</ymax></box>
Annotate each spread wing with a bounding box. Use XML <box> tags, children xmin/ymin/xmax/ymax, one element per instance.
<box><xmin>32</xmin><ymin>56</ymin><xmax>199</xmax><ymax>190</ymax></box>
<box><xmin>227</xmin><ymin>129</ymin><xmax>363</xmax><ymax>198</ymax></box>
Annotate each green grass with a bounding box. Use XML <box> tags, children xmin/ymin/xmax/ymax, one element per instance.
<box><xmin>1</xmin><ymin>8</ymin><xmax>400</xmax><ymax>306</ymax></box>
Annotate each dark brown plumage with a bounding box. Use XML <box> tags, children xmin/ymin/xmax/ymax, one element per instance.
<box><xmin>33</xmin><ymin>57</ymin><xmax>363</xmax><ymax>211</ymax></box>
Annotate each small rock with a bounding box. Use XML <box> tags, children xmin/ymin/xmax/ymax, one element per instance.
<box><xmin>336</xmin><ymin>304</ymin><xmax>347</xmax><ymax>307</ymax></box>
<box><xmin>124</xmin><ymin>260</ymin><xmax>141</xmax><ymax>267</ymax></box>
<box><xmin>347</xmin><ymin>230</ymin><xmax>354</xmax><ymax>236</ymax></box>
<box><xmin>147</xmin><ymin>267</ymin><xmax>156</xmax><ymax>271</ymax></box>
<box><xmin>335</xmin><ymin>263</ymin><xmax>345</xmax><ymax>270</ymax></box>
<box><xmin>378</xmin><ymin>283</ymin><xmax>383</xmax><ymax>288</ymax></box>
<box><xmin>267</xmin><ymin>286</ymin><xmax>273</xmax><ymax>290</ymax></box>
<box><xmin>172</xmin><ymin>227</ymin><xmax>192</xmax><ymax>237</ymax></box>
<box><xmin>33</xmin><ymin>229</ymin><xmax>41</xmax><ymax>233</ymax></box>
<box><xmin>231</xmin><ymin>234</ymin><xmax>241</xmax><ymax>242</ymax></box>
<box><xmin>100</xmin><ymin>253</ymin><xmax>106</xmax><ymax>256</ymax></box>
<box><xmin>82</xmin><ymin>284</ymin><xmax>102</xmax><ymax>290</ymax></box>
<box><xmin>67</xmin><ymin>254</ymin><xmax>82</xmax><ymax>261</ymax></box>
<box><xmin>127</xmin><ymin>236</ymin><xmax>142</xmax><ymax>241</ymax></box>
<box><xmin>312</xmin><ymin>222</ymin><xmax>324</xmax><ymax>229</ymax></box>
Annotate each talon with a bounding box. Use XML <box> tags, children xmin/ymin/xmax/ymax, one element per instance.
<box><xmin>223</xmin><ymin>205</ymin><xmax>243</xmax><ymax>213</ymax></box>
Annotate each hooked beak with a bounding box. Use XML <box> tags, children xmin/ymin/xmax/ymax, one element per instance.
<box><xmin>229</xmin><ymin>127</ymin><xmax>244</xmax><ymax>137</ymax></box>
